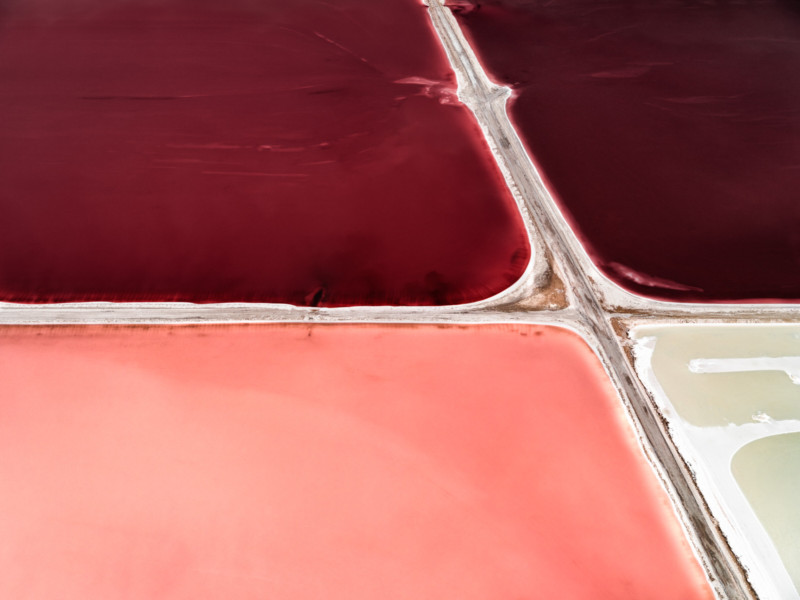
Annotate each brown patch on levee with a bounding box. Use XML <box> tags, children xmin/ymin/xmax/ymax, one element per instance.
<box><xmin>496</xmin><ymin>248</ymin><xmax>569</xmax><ymax>312</ymax></box>
<box><xmin>610</xmin><ymin>317</ymin><xmax>635</xmax><ymax>358</ymax></box>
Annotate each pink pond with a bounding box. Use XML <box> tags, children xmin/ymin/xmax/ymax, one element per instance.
<box><xmin>0</xmin><ymin>324</ymin><xmax>711</xmax><ymax>599</ymax></box>
<box><xmin>449</xmin><ymin>0</ymin><xmax>800</xmax><ymax>302</ymax></box>
<box><xmin>0</xmin><ymin>0</ymin><xmax>528</xmax><ymax>305</ymax></box>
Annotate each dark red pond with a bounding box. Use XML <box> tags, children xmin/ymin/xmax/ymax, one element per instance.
<box><xmin>0</xmin><ymin>0</ymin><xmax>529</xmax><ymax>305</ymax></box>
<box><xmin>449</xmin><ymin>0</ymin><xmax>800</xmax><ymax>302</ymax></box>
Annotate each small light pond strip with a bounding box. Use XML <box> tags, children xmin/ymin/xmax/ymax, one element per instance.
<box><xmin>689</xmin><ymin>357</ymin><xmax>800</xmax><ymax>385</ymax></box>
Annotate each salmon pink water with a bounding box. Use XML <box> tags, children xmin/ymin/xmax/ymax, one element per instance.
<box><xmin>0</xmin><ymin>324</ymin><xmax>712</xmax><ymax>599</ymax></box>
<box><xmin>0</xmin><ymin>0</ymin><xmax>529</xmax><ymax>305</ymax></box>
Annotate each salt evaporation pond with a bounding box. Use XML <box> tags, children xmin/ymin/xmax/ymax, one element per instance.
<box><xmin>0</xmin><ymin>324</ymin><xmax>711</xmax><ymax>599</ymax></box>
<box><xmin>0</xmin><ymin>0</ymin><xmax>529</xmax><ymax>305</ymax></box>
<box><xmin>450</xmin><ymin>0</ymin><xmax>800</xmax><ymax>302</ymax></box>
<box><xmin>633</xmin><ymin>324</ymin><xmax>800</xmax><ymax>598</ymax></box>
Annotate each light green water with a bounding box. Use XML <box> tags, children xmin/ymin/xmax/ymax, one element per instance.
<box><xmin>635</xmin><ymin>324</ymin><xmax>800</xmax><ymax>594</ymax></box>
<box><xmin>732</xmin><ymin>433</ymin><xmax>800</xmax><ymax>590</ymax></box>
<box><xmin>638</xmin><ymin>325</ymin><xmax>800</xmax><ymax>427</ymax></box>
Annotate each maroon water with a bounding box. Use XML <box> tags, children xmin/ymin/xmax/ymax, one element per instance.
<box><xmin>449</xmin><ymin>0</ymin><xmax>800</xmax><ymax>302</ymax></box>
<box><xmin>0</xmin><ymin>0</ymin><xmax>529</xmax><ymax>305</ymax></box>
